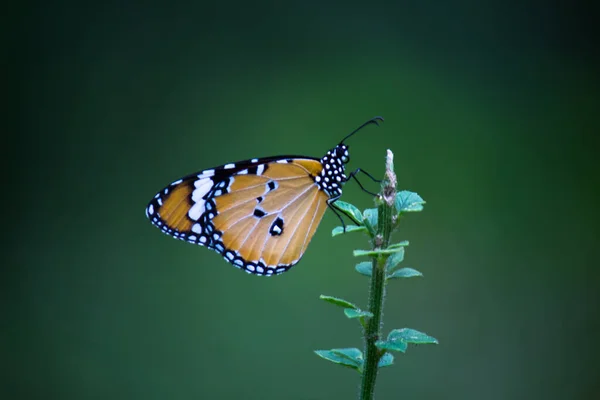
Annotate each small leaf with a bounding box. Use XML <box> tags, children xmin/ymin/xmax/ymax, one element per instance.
<box><xmin>395</xmin><ymin>191</ymin><xmax>426</xmax><ymax>213</ymax></box>
<box><xmin>344</xmin><ymin>308</ymin><xmax>373</xmax><ymax>319</ymax></box>
<box><xmin>319</xmin><ymin>295</ymin><xmax>357</xmax><ymax>309</ymax></box>
<box><xmin>387</xmin><ymin>240</ymin><xmax>409</xmax><ymax>249</ymax></box>
<box><xmin>387</xmin><ymin>267</ymin><xmax>423</xmax><ymax>279</ymax></box>
<box><xmin>353</xmin><ymin>249</ymin><xmax>375</xmax><ymax>257</ymax></box>
<box><xmin>378</xmin><ymin>352</ymin><xmax>394</xmax><ymax>368</ymax></box>
<box><xmin>334</xmin><ymin>201</ymin><xmax>363</xmax><ymax>225</ymax></box>
<box><xmin>353</xmin><ymin>247</ymin><xmax>405</xmax><ymax>258</ymax></box>
<box><xmin>315</xmin><ymin>348</ymin><xmax>364</xmax><ymax>371</ymax></box>
<box><xmin>332</xmin><ymin>225</ymin><xmax>368</xmax><ymax>237</ymax></box>
<box><xmin>355</xmin><ymin>261</ymin><xmax>373</xmax><ymax>277</ymax></box>
<box><xmin>362</xmin><ymin>208</ymin><xmax>378</xmax><ymax>234</ymax></box>
<box><xmin>375</xmin><ymin>339</ymin><xmax>408</xmax><ymax>353</ymax></box>
<box><xmin>388</xmin><ymin>328</ymin><xmax>438</xmax><ymax>345</ymax></box>
<box><xmin>384</xmin><ymin>247</ymin><xmax>405</xmax><ymax>272</ymax></box>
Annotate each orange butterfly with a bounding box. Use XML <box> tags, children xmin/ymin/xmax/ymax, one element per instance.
<box><xmin>145</xmin><ymin>117</ymin><xmax>383</xmax><ymax>275</ymax></box>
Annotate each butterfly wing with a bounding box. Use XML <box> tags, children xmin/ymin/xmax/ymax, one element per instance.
<box><xmin>146</xmin><ymin>157</ymin><xmax>330</xmax><ymax>275</ymax></box>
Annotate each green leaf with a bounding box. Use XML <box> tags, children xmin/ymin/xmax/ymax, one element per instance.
<box><xmin>395</xmin><ymin>191</ymin><xmax>426</xmax><ymax>213</ymax></box>
<box><xmin>384</xmin><ymin>247</ymin><xmax>405</xmax><ymax>272</ymax></box>
<box><xmin>375</xmin><ymin>338</ymin><xmax>408</xmax><ymax>353</ymax></box>
<box><xmin>387</xmin><ymin>267</ymin><xmax>423</xmax><ymax>279</ymax></box>
<box><xmin>362</xmin><ymin>208</ymin><xmax>378</xmax><ymax>234</ymax></box>
<box><xmin>332</xmin><ymin>225</ymin><xmax>368</xmax><ymax>237</ymax></box>
<box><xmin>353</xmin><ymin>247</ymin><xmax>405</xmax><ymax>258</ymax></box>
<box><xmin>388</xmin><ymin>328</ymin><xmax>438</xmax><ymax>345</ymax></box>
<box><xmin>378</xmin><ymin>352</ymin><xmax>394</xmax><ymax>368</ymax></box>
<box><xmin>319</xmin><ymin>295</ymin><xmax>357</xmax><ymax>310</ymax></box>
<box><xmin>387</xmin><ymin>240</ymin><xmax>410</xmax><ymax>249</ymax></box>
<box><xmin>344</xmin><ymin>308</ymin><xmax>373</xmax><ymax>319</ymax></box>
<box><xmin>314</xmin><ymin>348</ymin><xmax>364</xmax><ymax>371</ymax></box>
<box><xmin>334</xmin><ymin>201</ymin><xmax>363</xmax><ymax>225</ymax></box>
<box><xmin>355</xmin><ymin>261</ymin><xmax>373</xmax><ymax>277</ymax></box>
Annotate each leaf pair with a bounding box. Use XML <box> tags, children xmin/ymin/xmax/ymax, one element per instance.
<box><xmin>332</xmin><ymin>190</ymin><xmax>425</xmax><ymax>238</ymax></box>
<box><xmin>314</xmin><ymin>348</ymin><xmax>394</xmax><ymax>373</ymax></box>
<box><xmin>319</xmin><ymin>295</ymin><xmax>372</xmax><ymax>328</ymax></box>
<box><xmin>354</xmin><ymin>243</ymin><xmax>422</xmax><ymax>280</ymax></box>
<box><xmin>331</xmin><ymin>202</ymin><xmax>376</xmax><ymax>236</ymax></box>
<box><xmin>375</xmin><ymin>328</ymin><xmax>438</xmax><ymax>353</ymax></box>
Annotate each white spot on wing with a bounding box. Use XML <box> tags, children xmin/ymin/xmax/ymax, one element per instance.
<box><xmin>188</xmin><ymin>201</ymin><xmax>205</xmax><ymax>221</ymax></box>
<box><xmin>193</xmin><ymin>179</ymin><xmax>213</xmax><ymax>202</ymax></box>
<box><xmin>171</xmin><ymin>179</ymin><xmax>183</xmax><ymax>185</ymax></box>
<box><xmin>192</xmin><ymin>223</ymin><xmax>202</xmax><ymax>234</ymax></box>
<box><xmin>148</xmin><ymin>204</ymin><xmax>154</xmax><ymax>215</ymax></box>
<box><xmin>277</xmin><ymin>159</ymin><xmax>288</xmax><ymax>163</ymax></box>
<box><xmin>251</xmin><ymin>158</ymin><xmax>258</xmax><ymax>163</ymax></box>
<box><xmin>224</xmin><ymin>163</ymin><xmax>235</xmax><ymax>169</ymax></box>
<box><xmin>198</xmin><ymin>169</ymin><xmax>215</xmax><ymax>178</ymax></box>
<box><xmin>256</xmin><ymin>165</ymin><xmax>265</xmax><ymax>175</ymax></box>
<box><xmin>238</xmin><ymin>169</ymin><xmax>248</xmax><ymax>175</ymax></box>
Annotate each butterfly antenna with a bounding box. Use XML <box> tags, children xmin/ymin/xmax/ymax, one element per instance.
<box><xmin>340</xmin><ymin>116</ymin><xmax>384</xmax><ymax>144</ymax></box>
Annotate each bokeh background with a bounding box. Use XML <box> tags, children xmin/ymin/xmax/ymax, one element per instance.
<box><xmin>6</xmin><ymin>1</ymin><xmax>599</xmax><ymax>399</ymax></box>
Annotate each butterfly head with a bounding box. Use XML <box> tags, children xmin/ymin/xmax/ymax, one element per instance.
<box><xmin>336</xmin><ymin>143</ymin><xmax>350</xmax><ymax>164</ymax></box>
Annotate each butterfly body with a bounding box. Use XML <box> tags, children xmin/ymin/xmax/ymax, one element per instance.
<box><xmin>145</xmin><ymin>117</ymin><xmax>382</xmax><ymax>276</ymax></box>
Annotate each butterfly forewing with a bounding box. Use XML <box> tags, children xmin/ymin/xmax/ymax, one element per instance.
<box><xmin>146</xmin><ymin>157</ymin><xmax>331</xmax><ymax>275</ymax></box>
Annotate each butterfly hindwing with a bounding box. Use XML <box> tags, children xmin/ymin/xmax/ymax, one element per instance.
<box><xmin>146</xmin><ymin>157</ymin><xmax>330</xmax><ymax>275</ymax></box>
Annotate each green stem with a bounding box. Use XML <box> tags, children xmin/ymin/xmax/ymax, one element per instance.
<box><xmin>360</xmin><ymin>150</ymin><xmax>397</xmax><ymax>400</ymax></box>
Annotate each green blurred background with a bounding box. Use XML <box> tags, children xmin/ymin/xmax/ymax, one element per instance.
<box><xmin>6</xmin><ymin>1</ymin><xmax>599</xmax><ymax>399</ymax></box>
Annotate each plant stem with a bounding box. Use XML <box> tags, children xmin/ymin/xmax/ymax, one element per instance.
<box><xmin>360</xmin><ymin>150</ymin><xmax>397</xmax><ymax>400</ymax></box>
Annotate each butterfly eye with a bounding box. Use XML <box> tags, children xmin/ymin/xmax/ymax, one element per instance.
<box><xmin>337</xmin><ymin>147</ymin><xmax>350</xmax><ymax>163</ymax></box>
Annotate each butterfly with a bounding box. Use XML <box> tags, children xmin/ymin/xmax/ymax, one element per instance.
<box><xmin>145</xmin><ymin>116</ymin><xmax>383</xmax><ymax>276</ymax></box>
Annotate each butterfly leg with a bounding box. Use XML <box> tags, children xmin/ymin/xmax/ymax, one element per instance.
<box><xmin>347</xmin><ymin>168</ymin><xmax>380</xmax><ymax>197</ymax></box>
<box><xmin>351</xmin><ymin>168</ymin><xmax>381</xmax><ymax>183</ymax></box>
<box><xmin>326</xmin><ymin>196</ymin><xmax>348</xmax><ymax>232</ymax></box>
